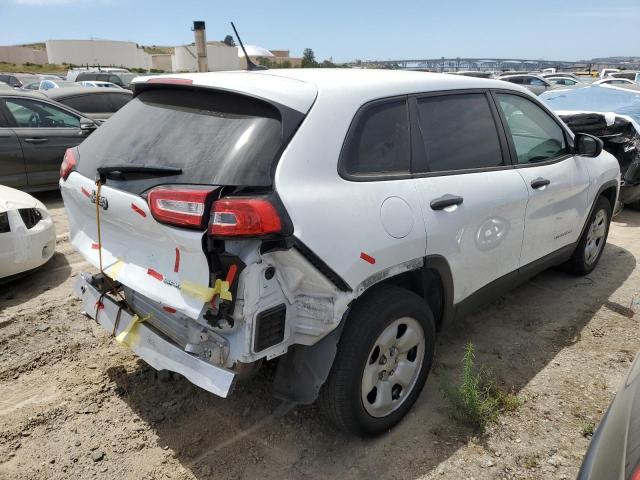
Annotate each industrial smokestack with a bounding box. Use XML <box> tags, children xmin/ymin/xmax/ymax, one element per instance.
<box><xmin>193</xmin><ymin>21</ymin><xmax>208</xmax><ymax>72</ymax></box>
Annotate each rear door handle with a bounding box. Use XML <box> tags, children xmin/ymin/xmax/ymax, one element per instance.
<box><xmin>430</xmin><ymin>194</ymin><xmax>464</xmax><ymax>211</ymax></box>
<box><xmin>531</xmin><ymin>177</ymin><xmax>550</xmax><ymax>189</ymax></box>
<box><xmin>23</xmin><ymin>138</ymin><xmax>49</xmax><ymax>143</ymax></box>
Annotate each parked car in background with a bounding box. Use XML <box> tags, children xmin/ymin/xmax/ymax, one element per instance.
<box><xmin>593</xmin><ymin>78</ymin><xmax>640</xmax><ymax>92</ymax></box>
<box><xmin>606</xmin><ymin>71</ymin><xmax>640</xmax><ymax>82</ymax></box>
<box><xmin>540</xmin><ymin>72</ymin><xmax>580</xmax><ymax>81</ymax></box>
<box><xmin>600</xmin><ymin>68</ymin><xmax>620</xmax><ymax>79</ymax></box>
<box><xmin>545</xmin><ymin>76</ymin><xmax>587</xmax><ymax>88</ymax></box>
<box><xmin>0</xmin><ymin>90</ymin><xmax>98</xmax><ymax>191</ymax></box>
<box><xmin>66</xmin><ymin>67</ymin><xmax>129</xmax><ymax>82</ymax></box>
<box><xmin>63</xmin><ymin>69</ymin><xmax>618</xmax><ymax>437</ymax></box>
<box><xmin>22</xmin><ymin>79</ymin><xmax>80</xmax><ymax>91</ymax></box>
<box><xmin>0</xmin><ymin>73</ymin><xmax>41</xmax><ymax>89</ymax></box>
<box><xmin>540</xmin><ymin>85</ymin><xmax>640</xmax><ymax>210</ymax></box>
<box><xmin>74</xmin><ymin>71</ymin><xmax>137</xmax><ymax>89</ymax></box>
<box><xmin>38</xmin><ymin>79</ymin><xmax>80</xmax><ymax>91</ymax></box>
<box><xmin>449</xmin><ymin>71</ymin><xmax>494</xmax><ymax>78</ymax></box>
<box><xmin>79</xmin><ymin>81</ymin><xmax>123</xmax><ymax>89</ymax></box>
<box><xmin>0</xmin><ymin>185</ymin><xmax>55</xmax><ymax>281</ymax></box>
<box><xmin>42</xmin><ymin>87</ymin><xmax>132</xmax><ymax>122</ymax></box>
<box><xmin>578</xmin><ymin>352</ymin><xmax>640</xmax><ymax>479</ymax></box>
<box><xmin>0</xmin><ymin>81</ymin><xmax>14</xmax><ymax>91</ymax></box>
<box><xmin>496</xmin><ymin>74</ymin><xmax>556</xmax><ymax>95</ymax></box>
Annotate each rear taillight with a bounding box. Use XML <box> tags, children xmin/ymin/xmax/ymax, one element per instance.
<box><xmin>60</xmin><ymin>148</ymin><xmax>77</xmax><ymax>180</ymax></box>
<box><xmin>148</xmin><ymin>188</ymin><xmax>211</xmax><ymax>228</ymax></box>
<box><xmin>631</xmin><ymin>464</ymin><xmax>640</xmax><ymax>480</ymax></box>
<box><xmin>209</xmin><ymin>198</ymin><xmax>282</xmax><ymax>237</ymax></box>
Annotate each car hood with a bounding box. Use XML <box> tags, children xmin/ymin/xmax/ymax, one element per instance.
<box><xmin>0</xmin><ymin>185</ymin><xmax>43</xmax><ymax>213</ymax></box>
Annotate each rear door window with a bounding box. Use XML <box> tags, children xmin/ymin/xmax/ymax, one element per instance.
<box><xmin>76</xmin><ymin>88</ymin><xmax>288</xmax><ymax>193</ymax></box>
<box><xmin>341</xmin><ymin>98</ymin><xmax>410</xmax><ymax>176</ymax></box>
<box><xmin>415</xmin><ymin>93</ymin><xmax>503</xmax><ymax>173</ymax></box>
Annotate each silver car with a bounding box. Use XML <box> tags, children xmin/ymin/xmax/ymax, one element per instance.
<box><xmin>497</xmin><ymin>74</ymin><xmax>556</xmax><ymax>95</ymax></box>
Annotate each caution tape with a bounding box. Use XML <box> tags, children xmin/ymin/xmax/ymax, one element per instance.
<box><xmin>115</xmin><ymin>313</ymin><xmax>151</xmax><ymax>346</ymax></box>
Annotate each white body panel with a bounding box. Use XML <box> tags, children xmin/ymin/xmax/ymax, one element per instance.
<box><xmin>60</xmin><ymin>173</ymin><xmax>211</xmax><ymax>320</ymax></box>
<box><xmin>517</xmin><ymin>157</ymin><xmax>590</xmax><ymax>265</ymax></box>
<box><xmin>413</xmin><ymin>171</ymin><xmax>528</xmax><ymax>303</ymax></box>
<box><xmin>0</xmin><ymin>185</ymin><xmax>55</xmax><ymax>279</ymax></box>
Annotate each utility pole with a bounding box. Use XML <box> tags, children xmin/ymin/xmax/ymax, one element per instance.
<box><xmin>193</xmin><ymin>21</ymin><xmax>208</xmax><ymax>72</ymax></box>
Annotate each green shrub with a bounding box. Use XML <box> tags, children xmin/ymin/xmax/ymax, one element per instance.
<box><xmin>580</xmin><ymin>419</ymin><xmax>595</xmax><ymax>437</ymax></box>
<box><xmin>441</xmin><ymin>342</ymin><xmax>520</xmax><ymax>432</ymax></box>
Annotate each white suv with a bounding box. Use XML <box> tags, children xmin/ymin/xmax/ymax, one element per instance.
<box><xmin>61</xmin><ymin>69</ymin><xmax>620</xmax><ymax>436</ymax></box>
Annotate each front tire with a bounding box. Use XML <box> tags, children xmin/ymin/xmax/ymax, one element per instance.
<box><xmin>568</xmin><ymin>195</ymin><xmax>612</xmax><ymax>275</ymax></box>
<box><xmin>318</xmin><ymin>286</ymin><xmax>435</xmax><ymax>437</ymax></box>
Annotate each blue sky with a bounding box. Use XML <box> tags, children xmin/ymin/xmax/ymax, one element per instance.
<box><xmin>0</xmin><ymin>0</ymin><xmax>638</xmax><ymax>62</ymax></box>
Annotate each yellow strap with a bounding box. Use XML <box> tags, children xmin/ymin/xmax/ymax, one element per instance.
<box><xmin>213</xmin><ymin>278</ymin><xmax>232</xmax><ymax>301</ymax></box>
<box><xmin>180</xmin><ymin>280</ymin><xmax>215</xmax><ymax>302</ymax></box>
<box><xmin>115</xmin><ymin>314</ymin><xmax>150</xmax><ymax>345</ymax></box>
<box><xmin>95</xmin><ymin>181</ymin><xmax>104</xmax><ymax>273</ymax></box>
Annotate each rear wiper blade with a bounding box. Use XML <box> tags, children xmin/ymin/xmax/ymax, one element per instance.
<box><xmin>97</xmin><ymin>165</ymin><xmax>182</xmax><ymax>180</ymax></box>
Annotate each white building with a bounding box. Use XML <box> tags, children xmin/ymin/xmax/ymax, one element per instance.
<box><xmin>46</xmin><ymin>39</ymin><xmax>151</xmax><ymax>69</ymax></box>
<box><xmin>2</xmin><ymin>39</ymin><xmax>242</xmax><ymax>72</ymax></box>
<box><xmin>172</xmin><ymin>42</ymin><xmax>240</xmax><ymax>72</ymax></box>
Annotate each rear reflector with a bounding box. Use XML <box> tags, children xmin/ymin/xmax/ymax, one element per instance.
<box><xmin>147</xmin><ymin>188</ymin><xmax>211</xmax><ymax>228</ymax></box>
<box><xmin>60</xmin><ymin>148</ymin><xmax>77</xmax><ymax>180</ymax></box>
<box><xmin>209</xmin><ymin>198</ymin><xmax>282</xmax><ymax>237</ymax></box>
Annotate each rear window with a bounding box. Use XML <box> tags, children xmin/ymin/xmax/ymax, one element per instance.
<box><xmin>76</xmin><ymin>88</ymin><xmax>286</xmax><ymax>192</ymax></box>
<box><xmin>60</xmin><ymin>94</ymin><xmax>111</xmax><ymax>113</ymax></box>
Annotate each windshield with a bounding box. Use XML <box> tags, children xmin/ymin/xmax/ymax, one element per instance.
<box><xmin>76</xmin><ymin>88</ymin><xmax>287</xmax><ymax>194</ymax></box>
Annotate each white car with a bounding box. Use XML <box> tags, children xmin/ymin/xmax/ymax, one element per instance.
<box><xmin>0</xmin><ymin>185</ymin><xmax>56</xmax><ymax>280</ymax></box>
<box><xmin>61</xmin><ymin>69</ymin><xmax>620</xmax><ymax>436</ymax></box>
<box><xmin>79</xmin><ymin>81</ymin><xmax>123</xmax><ymax>89</ymax></box>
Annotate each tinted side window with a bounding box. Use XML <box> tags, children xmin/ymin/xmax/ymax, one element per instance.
<box><xmin>108</xmin><ymin>93</ymin><xmax>131</xmax><ymax>111</ymax></box>
<box><xmin>496</xmin><ymin>93</ymin><xmax>568</xmax><ymax>164</ymax></box>
<box><xmin>342</xmin><ymin>99</ymin><xmax>410</xmax><ymax>176</ymax></box>
<box><xmin>415</xmin><ymin>93</ymin><xmax>503</xmax><ymax>173</ymax></box>
<box><xmin>61</xmin><ymin>94</ymin><xmax>111</xmax><ymax>113</ymax></box>
<box><xmin>108</xmin><ymin>75</ymin><xmax>123</xmax><ymax>86</ymax></box>
<box><xmin>506</xmin><ymin>77</ymin><xmax>523</xmax><ymax>84</ymax></box>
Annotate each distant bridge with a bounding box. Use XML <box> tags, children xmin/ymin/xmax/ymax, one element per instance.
<box><xmin>350</xmin><ymin>57</ymin><xmax>640</xmax><ymax>72</ymax></box>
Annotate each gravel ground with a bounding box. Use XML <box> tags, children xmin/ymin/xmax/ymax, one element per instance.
<box><xmin>0</xmin><ymin>191</ymin><xmax>638</xmax><ymax>480</ymax></box>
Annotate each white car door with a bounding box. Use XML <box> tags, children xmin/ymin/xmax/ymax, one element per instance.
<box><xmin>410</xmin><ymin>91</ymin><xmax>529</xmax><ymax>304</ymax></box>
<box><xmin>493</xmin><ymin>92</ymin><xmax>590</xmax><ymax>267</ymax></box>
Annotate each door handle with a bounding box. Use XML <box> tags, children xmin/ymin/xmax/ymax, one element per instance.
<box><xmin>531</xmin><ymin>177</ymin><xmax>550</xmax><ymax>189</ymax></box>
<box><xmin>430</xmin><ymin>194</ymin><xmax>464</xmax><ymax>211</ymax></box>
<box><xmin>23</xmin><ymin>138</ymin><xmax>49</xmax><ymax>143</ymax></box>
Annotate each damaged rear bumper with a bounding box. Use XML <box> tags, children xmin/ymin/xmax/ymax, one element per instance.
<box><xmin>74</xmin><ymin>273</ymin><xmax>236</xmax><ymax>398</ymax></box>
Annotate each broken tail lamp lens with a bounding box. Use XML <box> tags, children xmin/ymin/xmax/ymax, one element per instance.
<box><xmin>60</xmin><ymin>148</ymin><xmax>77</xmax><ymax>180</ymax></box>
<box><xmin>209</xmin><ymin>198</ymin><xmax>282</xmax><ymax>238</ymax></box>
<box><xmin>148</xmin><ymin>188</ymin><xmax>210</xmax><ymax>228</ymax></box>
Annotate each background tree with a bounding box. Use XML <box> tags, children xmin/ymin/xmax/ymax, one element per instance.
<box><xmin>301</xmin><ymin>48</ymin><xmax>318</xmax><ymax>68</ymax></box>
<box><xmin>223</xmin><ymin>35</ymin><xmax>236</xmax><ymax>47</ymax></box>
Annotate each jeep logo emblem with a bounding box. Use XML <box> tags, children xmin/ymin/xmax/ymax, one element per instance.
<box><xmin>90</xmin><ymin>191</ymin><xmax>109</xmax><ymax>211</ymax></box>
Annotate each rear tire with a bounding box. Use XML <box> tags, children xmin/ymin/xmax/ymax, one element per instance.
<box><xmin>567</xmin><ymin>195</ymin><xmax>612</xmax><ymax>275</ymax></box>
<box><xmin>318</xmin><ymin>285</ymin><xmax>435</xmax><ymax>437</ymax></box>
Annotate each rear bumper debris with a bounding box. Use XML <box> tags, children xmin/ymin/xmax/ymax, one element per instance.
<box><xmin>74</xmin><ymin>273</ymin><xmax>236</xmax><ymax>398</ymax></box>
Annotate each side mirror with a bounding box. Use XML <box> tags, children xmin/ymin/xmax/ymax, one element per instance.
<box><xmin>575</xmin><ymin>133</ymin><xmax>603</xmax><ymax>157</ymax></box>
<box><xmin>80</xmin><ymin>118</ymin><xmax>98</xmax><ymax>134</ymax></box>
